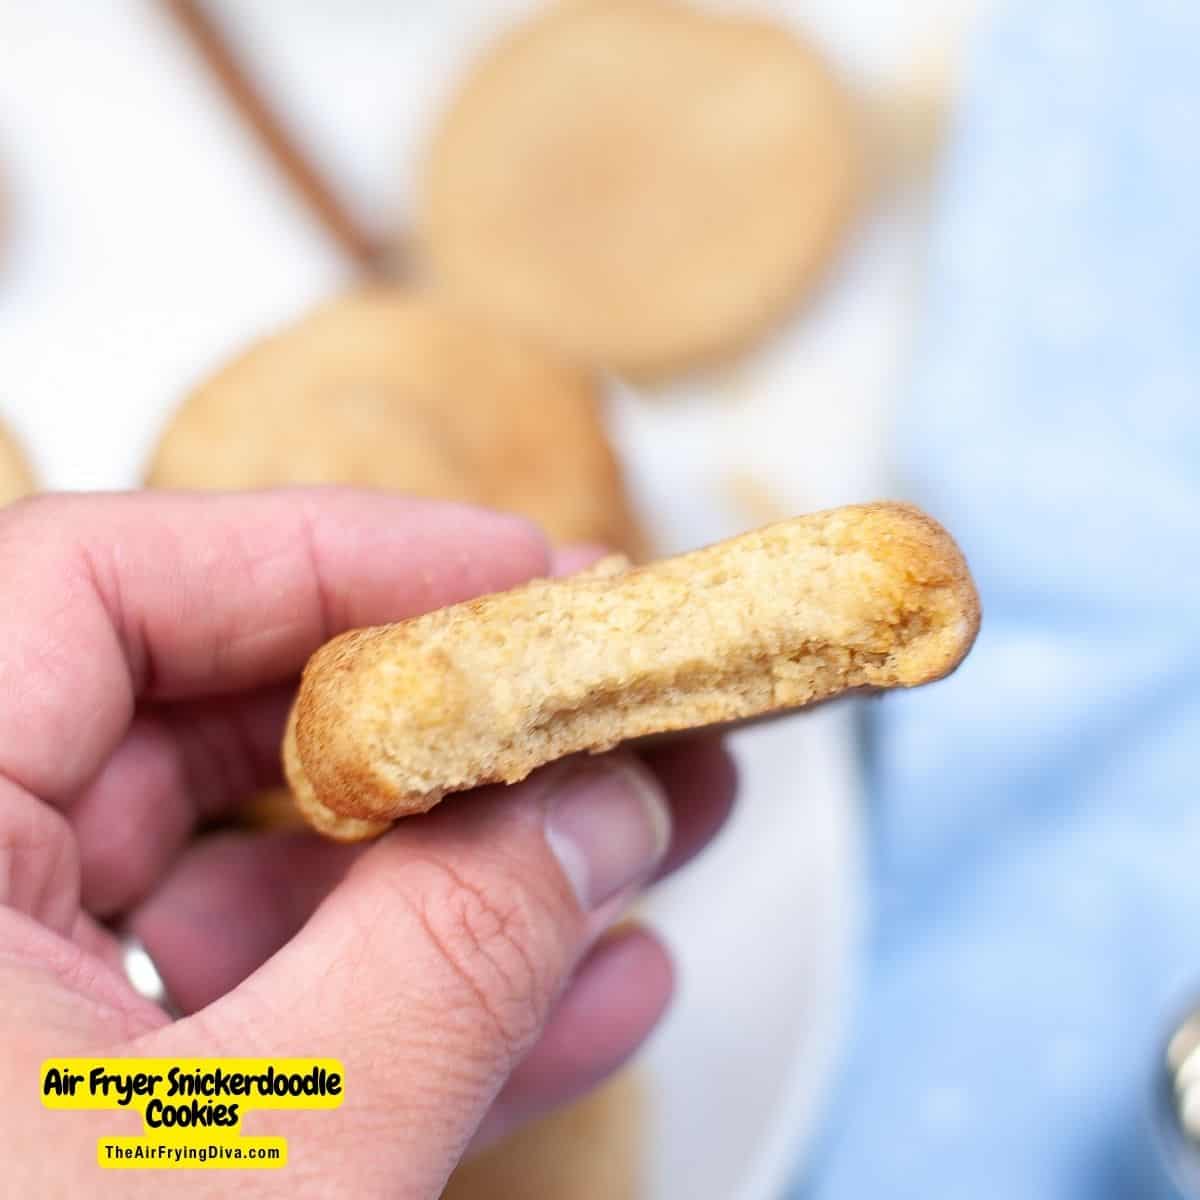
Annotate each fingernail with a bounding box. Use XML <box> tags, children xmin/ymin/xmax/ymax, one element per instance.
<box><xmin>544</xmin><ymin>758</ymin><xmax>672</xmax><ymax>910</ymax></box>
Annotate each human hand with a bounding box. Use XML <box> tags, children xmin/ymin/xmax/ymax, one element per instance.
<box><xmin>0</xmin><ymin>489</ymin><xmax>735</xmax><ymax>1197</ymax></box>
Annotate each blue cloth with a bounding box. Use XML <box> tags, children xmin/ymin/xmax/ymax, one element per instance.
<box><xmin>800</xmin><ymin>1</ymin><xmax>1200</xmax><ymax>1195</ymax></box>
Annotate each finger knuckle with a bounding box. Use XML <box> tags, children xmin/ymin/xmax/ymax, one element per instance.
<box><xmin>402</xmin><ymin>858</ymin><xmax>559</xmax><ymax>1057</ymax></box>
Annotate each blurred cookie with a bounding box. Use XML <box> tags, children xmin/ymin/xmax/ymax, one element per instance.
<box><xmin>443</xmin><ymin>1071</ymin><xmax>642</xmax><ymax>1200</ymax></box>
<box><xmin>420</xmin><ymin>0</ymin><xmax>860</xmax><ymax>380</ymax></box>
<box><xmin>146</xmin><ymin>289</ymin><xmax>645</xmax><ymax>559</ymax></box>
<box><xmin>0</xmin><ymin>419</ymin><xmax>34</xmax><ymax>506</ymax></box>
<box><xmin>239</xmin><ymin>787</ymin><xmax>298</xmax><ymax>831</ymax></box>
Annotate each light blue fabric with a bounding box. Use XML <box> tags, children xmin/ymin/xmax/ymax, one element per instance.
<box><xmin>798</xmin><ymin>1</ymin><xmax>1200</xmax><ymax>1195</ymax></box>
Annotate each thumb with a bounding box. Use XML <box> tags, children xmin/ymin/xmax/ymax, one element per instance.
<box><xmin>139</xmin><ymin>752</ymin><xmax>670</xmax><ymax>1197</ymax></box>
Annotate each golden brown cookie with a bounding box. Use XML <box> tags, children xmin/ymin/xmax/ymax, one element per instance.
<box><xmin>0</xmin><ymin>419</ymin><xmax>34</xmax><ymax>506</ymax></box>
<box><xmin>420</xmin><ymin>0</ymin><xmax>861</xmax><ymax>380</ymax></box>
<box><xmin>146</xmin><ymin>289</ymin><xmax>646</xmax><ymax>559</ymax></box>
<box><xmin>287</xmin><ymin>503</ymin><xmax>979</xmax><ymax>841</ymax></box>
<box><xmin>443</xmin><ymin>1071</ymin><xmax>642</xmax><ymax>1200</ymax></box>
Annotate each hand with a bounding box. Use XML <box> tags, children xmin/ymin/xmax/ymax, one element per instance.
<box><xmin>0</xmin><ymin>489</ymin><xmax>735</xmax><ymax>1197</ymax></box>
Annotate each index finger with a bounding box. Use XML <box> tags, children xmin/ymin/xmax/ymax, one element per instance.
<box><xmin>0</xmin><ymin>488</ymin><xmax>548</xmax><ymax>801</ymax></box>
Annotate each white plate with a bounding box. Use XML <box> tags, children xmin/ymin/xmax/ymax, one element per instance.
<box><xmin>0</xmin><ymin>2</ymin><xmax>961</xmax><ymax>1193</ymax></box>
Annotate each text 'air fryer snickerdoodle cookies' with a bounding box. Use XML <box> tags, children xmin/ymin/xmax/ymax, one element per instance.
<box><xmin>419</xmin><ymin>0</ymin><xmax>860</xmax><ymax>381</ymax></box>
<box><xmin>146</xmin><ymin>289</ymin><xmax>647</xmax><ymax>559</ymax></box>
<box><xmin>286</xmin><ymin>503</ymin><xmax>979</xmax><ymax>841</ymax></box>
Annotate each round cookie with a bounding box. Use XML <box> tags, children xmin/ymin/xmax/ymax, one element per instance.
<box><xmin>147</xmin><ymin>289</ymin><xmax>646</xmax><ymax>559</ymax></box>
<box><xmin>420</xmin><ymin>0</ymin><xmax>860</xmax><ymax>380</ymax></box>
<box><xmin>0</xmin><ymin>419</ymin><xmax>34</xmax><ymax>506</ymax></box>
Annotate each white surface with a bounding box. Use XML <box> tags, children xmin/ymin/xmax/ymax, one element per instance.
<box><xmin>0</xmin><ymin>4</ymin><xmax>950</xmax><ymax>1196</ymax></box>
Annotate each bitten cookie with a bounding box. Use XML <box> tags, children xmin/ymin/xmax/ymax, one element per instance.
<box><xmin>286</xmin><ymin>503</ymin><xmax>979</xmax><ymax>841</ymax></box>
<box><xmin>146</xmin><ymin>289</ymin><xmax>647</xmax><ymax>559</ymax></box>
<box><xmin>420</xmin><ymin>0</ymin><xmax>860</xmax><ymax>380</ymax></box>
<box><xmin>0</xmin><ymin>419</ymin><xmax>34</xmax><ymax>506</ymax></box>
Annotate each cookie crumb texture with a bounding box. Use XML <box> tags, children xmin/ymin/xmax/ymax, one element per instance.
<box><xmin>420</xmin><ymin>0</ymin><xmax>861</xmax><ymax>379</ymax></box>
<box><xmin>287</xmin><ymin>503</ymin><xmax>979</xmax><ymax>841</ymax></box>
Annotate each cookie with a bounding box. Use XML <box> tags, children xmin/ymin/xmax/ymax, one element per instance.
<box><xmin>443</xmin><ymin>1070</ymin><xmax>642</xmax><ymax>1200</ymax></box>
<box><xmin>146</xmin><ymin>289</ymin><xmax>647</xmax><ymax>559</ymax></box>
<box><xmin>286</xmin><ymin>503</ymin><xmax>979</xmax><ymax>841</ymax></box>
<box><xmin>0</xmin><ymin>419</ymin><xmax>34</xmax><ymax>507</ymax></box>
<box><xmin>420</xmin><ymin>0</ymin><xmax>860</xmax><ymax>380</ymax></box>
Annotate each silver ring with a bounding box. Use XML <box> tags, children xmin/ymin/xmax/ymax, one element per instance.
<box><xmin>1149</xmin><ymin>1000</ymin><xmax>1200</xmax><ymax>1198</ymax></box>
<box><xmin>118</xmin><ymin>932</ymin><xmax>183</xmax><ymax>1020</ymax></box>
